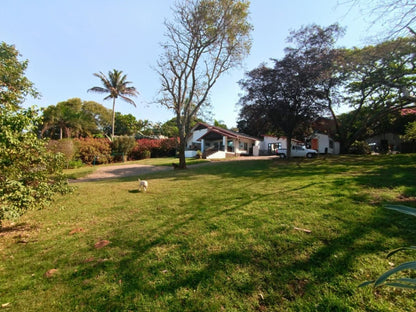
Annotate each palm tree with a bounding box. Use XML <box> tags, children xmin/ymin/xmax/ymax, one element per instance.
<box><xmin>88</xmin><ymin>69</ymin><xmax>138</xmax><ymax>139</ymax></box>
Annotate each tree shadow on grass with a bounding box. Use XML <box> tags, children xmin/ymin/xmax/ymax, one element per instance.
<box><xmin>61</xmin><ymin>194</ymin><xmax>416</xmax><ymax>311</ymax></box>
<box><xmin>52</xmin><ymin>154</ymin><xmax>416</xmax><ymax>310</ymax></box>
<box><xmin>67</xmin><ymin>206</ymin><xmax>414</xmax><ymax>311</ymax></box>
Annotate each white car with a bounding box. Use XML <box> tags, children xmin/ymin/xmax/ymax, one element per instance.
<box><xmin>276</xmin><ymin>145</ymin><xmax>318</xmax><ymax>158</ymax></box>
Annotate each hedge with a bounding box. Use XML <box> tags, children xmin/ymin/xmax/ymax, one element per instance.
<box><xmin>130</xmin><ymin>138</ymin><xmax>178</xmax><ymax>160</ymax></box>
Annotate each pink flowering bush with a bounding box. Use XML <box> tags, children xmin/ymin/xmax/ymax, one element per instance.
<box><xmin>130</xmin><ymin>138</ymin><xmax>178</xmax><ymax>159</ymax></box>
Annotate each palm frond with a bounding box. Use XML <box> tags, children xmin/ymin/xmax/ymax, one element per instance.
<box><xmin>120</xmin><ymin>95</ymin><xmax>137</xmax><ymax>107</ymax></box>
<box><xmin>87</xmin><ymin>86</ymin><xmax>109</xmax><ymax>94</ymax></box>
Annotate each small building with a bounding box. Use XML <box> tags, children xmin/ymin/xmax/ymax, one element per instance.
<box><xmin>257</xmin><ymin>135</ymin><xmax>303</xmax><ymax>155</ymax></box>
<box><xmin>366</xmin><ymin>133</ymin><xmax>401</xmax><ymax>153</ymax></box>
<box><xmin>186</xmin><ymin>123</ymin><xmax>260</xmax><ymax>159</ymax></box>
<box><xmin>308</xmin><ymin>133</ymin><xmax>340</xmax><ymax>154</ymax></box>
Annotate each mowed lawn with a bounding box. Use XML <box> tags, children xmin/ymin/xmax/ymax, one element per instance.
<box><xmin>1</xmin><ymin>155</ymin><xmax>415</xmax><ymax>311</ymax></box>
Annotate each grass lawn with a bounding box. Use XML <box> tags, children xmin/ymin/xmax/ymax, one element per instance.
<box><xmin>1</xmin><ymin>155</ymin><xmax>415</xmax><ymax>311</ymax></box>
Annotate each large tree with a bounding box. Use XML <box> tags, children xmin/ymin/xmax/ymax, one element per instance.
<box><xmin>337</xmin><ymin>36</ymin><xmax>416</xmax><ymax>150</ymax></box>
<box><xmin>238</xmin><ymin>24</ymin><xmax>343</xmax><ymax>157</ymax></box>
<box><xmin>156</xmin><ymin>0</ymin><xmax>252</xmax><ymax>168</ymax></box>
<box><xmin>0</xmin><ymin>43</ymin><xmax>69</xmax><ymax>227</ymax></box>
<box><xmin>88</xmin><ymin>69</ymin><xmax>139</xmax><ymax>139</ymax></box>
<box><xmin>0</xmin><ymin>42</ymin><xmax>38</xmax><ymax>109</ymax></box>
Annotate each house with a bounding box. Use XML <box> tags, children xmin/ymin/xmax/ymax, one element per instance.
<box><xmin>366</xmin><ymin>133</ymin><xmax>401</xmax><ymax>153</ymax></box>
<box><xmin>307</xmin><ymin>132</ymin><xmax>340</xmax><ymax>154</ymax></box>
<box><xmin>186</xmin><ymin>123</ymin><xmax>260</xmax><ymax>159</ymax></box>
<box><xmin>256</xmin><ymin>135</ymin><xmax>303</xmax><ymax>155</ymax></box>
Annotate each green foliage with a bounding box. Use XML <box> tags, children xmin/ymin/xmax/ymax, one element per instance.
<box><xmin>0</xmin><ymin>42</ymin><xmax>69</xmax><ymax>226</ymax></box>
<box><xmin>0</xmin><ymin>42</ymin><xmax>39</xmax><ymax>109</ymax></box>
<box><xmin>402</xmin><ymin>121</ymin><xmax>416</xmax><ymax>142</ymax></box>
<box><xmin>0</xmin><ymin>106</ymin><xmax>71</xmax><ymax>225</ymax></box>
<box><xmin>348</xmin><ymin>140</ymin><xmax>371</xmax><ymax>154</ymax></box>
<box><xmin>41</xmin><ymin>98</ymin><xmax>111</xmax><ymax>139</ymax></box>
<box><xmin>360</xmin><ymin>205</ymin><xmax>416</xmax><ymax>289</ymax></box>
<box><xmin>111</xmin><ymin>135</ymin><xmax>137</xmax><ymax>161</ymax></box>
<box><xmin>111</xmin><ymin>113</ymin><xmax>139</xmax><ymax>136</ymax></box>
<box><xmin>336</xmin><ymin>36</ymin><xmax>416</xmax><ymax>151</ymax></box>
<box><xmin>73</xmin><ymin>138</ymin><xmax>112</xmax><ymax>165</ymax></box>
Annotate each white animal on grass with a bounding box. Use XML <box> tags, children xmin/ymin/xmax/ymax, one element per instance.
<box><xmin>138</xmin><ymin>178</ymin><xmax>148</xmax><ymax>192</ymax></box>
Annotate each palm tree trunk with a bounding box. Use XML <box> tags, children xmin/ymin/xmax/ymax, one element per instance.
<box><xmin>111</xmin><ymin>98</ymin><xmax>116</xmax><ymax>139</ymax></box>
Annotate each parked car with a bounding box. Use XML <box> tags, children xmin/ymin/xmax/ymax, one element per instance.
<box><xmin>276</xmin><ymin>145</ymin><xmax>318</xmax><ymax>158</ymax></box>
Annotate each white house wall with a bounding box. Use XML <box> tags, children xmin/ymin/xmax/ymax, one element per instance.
<box><xmin>186</xmin><ymin>128</ymin><xmax>207</xmax><ymax>148</ymax></box>
<box><xmin>259</xmin><ymin>136</ymin><xmax>287</xmax><ymax>155</ymax></box>
<box><xmin>235</xmin><ymin>138</ymin><xmax>258</xmax><ymax>155</ymax></box>
<box><xmin>310</xmin><ymin>133</ymin><xmax>340</xmax><ymax>154</ymax></box>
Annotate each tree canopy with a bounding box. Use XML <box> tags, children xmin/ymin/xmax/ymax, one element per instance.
<box><xmin>41</xmin><ymin>98</ymin><xmax>112</xmax><ymax>139</ymax></box>
<box><xmin>335</xmin><ymin>36</ymin><xmax>416</xmax><ymax>150</ymax></box>
<box><xmin>0</xmin><ymin>42</ymin><xmax>39</xmax><ymax>109</ymax></box>
<box><xmin>238</xmin><ymin>24</ymin><xmax>343</xmax><ymax>157</ymax></box>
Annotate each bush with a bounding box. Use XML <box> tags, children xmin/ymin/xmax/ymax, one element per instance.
<box><xmin>349</xmin><ymin>141</ymin><xmax>371</xmax><ymax>155</ymax></box>
<box><xmin>130</xmin><ymin>138</ymin><xmax>178</xmax><ymax>160</ymax></box>
<box><xmin>47</xmin><ymin>139</ymin><xmax>76</xmax><ymax>168</ymax></box>
<box><xmin>111</xmin><ymin>136</ymin><xmax>137</xmax><ymax>162</ymax></box>
<box><xmin>0</xmin><ymin>106</ymin><xmax>71</xmax><ymax>225</ymax></box>
<box><xmin>74</xmin><ymin>138</ymin><xmax>112</xmax><ymax>165</ymax></box>
<box><xmin>67</xmin><ymin>159</ymin><xmax>84</xmax><ymax>169</ymax></box>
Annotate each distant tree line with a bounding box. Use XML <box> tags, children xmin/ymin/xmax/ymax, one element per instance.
<box><xmin>39</xmin><ymin>98</ymin><xmax>166</xmax><ymax>139</ymax></box>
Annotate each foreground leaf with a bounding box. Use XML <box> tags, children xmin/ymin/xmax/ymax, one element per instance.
<box><xmin>385</xmin><ymin>204</ymin><xmax>416</xmax><ymax>217</ymax></box>
<box><xmin>374</xmin><ymin>261</ymin><xmax>416</xmax><ymax>287</ymax></box>
<box><xmin>387</xmin><ymin>246</ymin><xmax>416</xmax><ymax>258</ymax></box>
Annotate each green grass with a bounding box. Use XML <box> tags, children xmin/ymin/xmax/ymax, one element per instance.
<box><xmin>1</xmin><ymin>155</ymin><xmax>415</xmax><ymax>311</ymax></box>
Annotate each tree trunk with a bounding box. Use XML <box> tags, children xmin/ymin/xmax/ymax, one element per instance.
<box><xmin>178</xmin><ymin>137</ymin><xmax>187</xmax><ymax>169</ymax></box>
<box><xmin>111</xmin><ymin>98</ymin><xmax>116</xmax><ymax>140</ymax></box>
<box><xmin>286</xmin><ymin>133</ymin><xmax>293</xmax><ymax>158</ymax></box>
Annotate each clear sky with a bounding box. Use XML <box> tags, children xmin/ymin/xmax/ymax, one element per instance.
<box><xmin>1</xmin><ymin>0</ymin><xmax>378</xmax><ymax>128</ymax></box>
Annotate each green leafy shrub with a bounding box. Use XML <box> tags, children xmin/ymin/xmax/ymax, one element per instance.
<box><xmin>67</xmin><ymin>159</ymin><xmax>84</xmax><ymax>169</ymax></box>
<box><xmin>0</xmin><ymin>106</ymin><xmax>71</xmax><ymax>226</ymax></box>
<box><xmin>111</xmin><ymin>136</ymin><xmax>137</xmax><ymax>162</ymax></box>
<box><xmin>74</xmin><ymin>138</ymin><xmax>112</xmax><ymax>165</ymax></box>
<box><xmin>349</xmin><ymin>140</ymin><xmax>371</xmax><ymax>154</ymax></box>
<box><xmin>401</xmin><ymin>121</ymin><xmax>416</xmax><ymax>142</ymax></box>
<box><xmin>47</xmin><ymin>139</ymin><xmax>76</xmax><ymax>168</ymax></box>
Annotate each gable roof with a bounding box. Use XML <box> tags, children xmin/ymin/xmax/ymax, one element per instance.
<box><xmin>191</xmin><ymin>122</ymin><xmax>259</xmax><ymax>142</ymax></box>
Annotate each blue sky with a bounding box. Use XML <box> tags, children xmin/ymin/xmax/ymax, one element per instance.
<box><xmin>1</xmin><ymin>0</ymin><xmax>379</xmax><ymax>128</ymax></box>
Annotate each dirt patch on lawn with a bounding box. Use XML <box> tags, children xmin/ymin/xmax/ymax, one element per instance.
<box><xmin>70</xmin><ymin>156</ymin><xmax>277</xmax><ymax>182</ymax></box>
<box><xmin>70</xmin><ymin>164</ymin><xmax>171</xmax><ymax>183</ymax></box>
